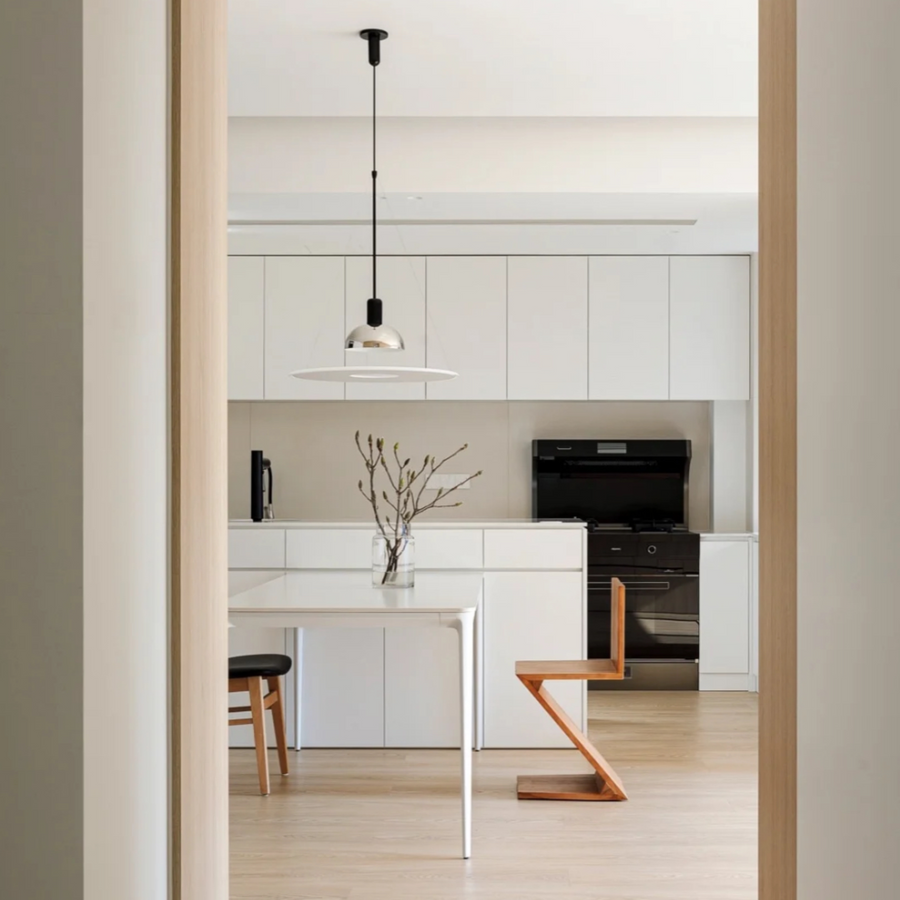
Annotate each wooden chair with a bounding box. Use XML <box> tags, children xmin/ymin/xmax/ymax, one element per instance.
<box><xmin>228</xmin><ymin>654</ymin><xmax>291</xmax><ymax>795</ymax></box>
<box><xmin>515</xmin><ymin>577</ymin><xmax>628</xmax><ymax>801</ymax></box>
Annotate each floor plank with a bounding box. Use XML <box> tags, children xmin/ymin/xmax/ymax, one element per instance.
<box><xmin>230</xmin><ymin>691</ymin><xmax>758</xmax><ymax>899</ymax></box>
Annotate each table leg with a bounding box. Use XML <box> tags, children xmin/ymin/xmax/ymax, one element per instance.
<box><xmin>455</xmin><ymin>610</ymin><xmax>474</xmax><ymax>859</ymax></box>
<box><xmin>474</xmin><ymin>598</ymin><xmax>483</xmax><ymax>751</ymax></box>
<box><xmin>293</xmin><ymin>627</ymin><xmax>303</xmax><ymax>751</ymax></box>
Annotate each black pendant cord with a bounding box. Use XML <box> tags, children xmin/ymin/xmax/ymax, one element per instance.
<box><xmin>361</xmin><ymin>28</ymin><xmax>387</xmax><ymax>329</ymax></box>
<box><xmin>371</xmin><ymin>59</ymin><xmax>377</xmax><ymax>306</ymax></box>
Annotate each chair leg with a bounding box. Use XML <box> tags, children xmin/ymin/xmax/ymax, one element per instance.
<box><xmin>247</xmin><ymin>676</ymin><xmax>270</xmax><ymax>795</ymax></box>
<box><xmin>515</xmin><ymin>674</ymin><xmax>627</xmax><ymax>801</ymax></box>
<box><xmin>268</xmin><ymin>675</ymin><xmax>289</xmax><ymax>777</ymax></box>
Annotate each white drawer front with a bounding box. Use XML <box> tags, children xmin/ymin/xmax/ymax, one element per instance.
<box><xmin>415</xmin><ymin>529</ymin><xmax>484</xmax><ymax>570</ymax></box>
<box><xmin>228</xmin><ymin>529</ymin><xmax>285</xmax><ymax>569</ymax></box>
<box><xmin>483</xmin><ymin>529</ymin><xmax>583</xmax><ymax>570</ymax></box>
<box><xmin>286</xmin><ymin>529</ymin><xmax>373</xmax><ymax>569</ymax></box>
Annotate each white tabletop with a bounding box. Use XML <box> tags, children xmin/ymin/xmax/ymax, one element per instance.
<box><xmin>228</xmin><ymin>570</ymin><xmax>483</xmax><ymax>615</ymax></box>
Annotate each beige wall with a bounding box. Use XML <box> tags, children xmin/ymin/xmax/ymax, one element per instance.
<box><xmin>229</xmin><ymin>401</ymin><xmax>711</xmax><ymax>529</ymax></box>
<box><xmin>796</xmin><ymin>0</ymin><xmax>900</xmax><ymax>896</ymax></box>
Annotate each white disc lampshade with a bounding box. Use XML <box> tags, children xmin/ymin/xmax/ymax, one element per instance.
<box><xmin>291</xmin><ymin>366</ymin><xmax>457</xmax><ymax>383</ymax></box>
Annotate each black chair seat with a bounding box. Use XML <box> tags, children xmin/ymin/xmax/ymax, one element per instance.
<box><xmin>228</xmin><ymin>653</ymin><xmax>292</xmax><ymax>679</ymax></box>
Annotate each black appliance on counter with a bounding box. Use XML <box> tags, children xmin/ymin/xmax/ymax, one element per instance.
<box><xmin>250</xmin><ymin>450</ymin><xmax>274</xmax><ymax>522</ymax></box>
<box><xmin>533</xmin><ymin>440</ymin><xmax>700</xmax><ymax>690</ymax></box>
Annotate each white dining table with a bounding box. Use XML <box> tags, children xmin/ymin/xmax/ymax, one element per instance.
<box><xmin>228</xmin><ymin>569</ymin><xmax>483</xmax><ymax>859</ymax></box>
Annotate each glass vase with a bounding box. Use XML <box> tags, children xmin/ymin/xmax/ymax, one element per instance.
<box><xmin>372</xmin><ymin>533</ymin><xmax>415</xmax><ymax>588</ymax></box>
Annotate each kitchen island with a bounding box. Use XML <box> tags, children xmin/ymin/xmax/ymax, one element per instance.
<box><xmin>228</xmin><ymin>519</ymin><xmax>587</xmax><ymax>750</ymax></box>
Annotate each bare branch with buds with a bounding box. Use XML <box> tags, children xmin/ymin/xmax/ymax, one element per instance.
<box><xmin>355</xmin><ymin>432</ymin><xmax>483</xmax><ymax>583</ymax></box>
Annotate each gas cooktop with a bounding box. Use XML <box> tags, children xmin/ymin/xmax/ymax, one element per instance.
<box><xmin>583</xmin><ymin>517</ymin><xmax>685</xmax><ymax>535</ymax></box>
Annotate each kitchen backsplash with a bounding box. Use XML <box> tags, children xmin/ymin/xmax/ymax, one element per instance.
<box><xmin>228</xmin><ymin>400</ymin><xmax>712</xmax><ymax>530</ymax></box>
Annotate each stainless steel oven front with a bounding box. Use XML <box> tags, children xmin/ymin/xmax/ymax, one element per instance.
<box><xmin>587</xmin><ymin>570</ymin><xmax>699</xmax><ymax>691</ymax></box>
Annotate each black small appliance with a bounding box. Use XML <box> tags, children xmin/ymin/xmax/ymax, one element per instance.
<box><xmin>250</xmin><ymin>450</ymin><xmax>274</xmax><ymax>522</ymax></box>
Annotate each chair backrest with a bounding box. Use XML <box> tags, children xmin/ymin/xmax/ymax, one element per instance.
<box><xmin>610</xmin><ymin>577</ymin><xmax>626</xmax><ymax>676</ymax></box>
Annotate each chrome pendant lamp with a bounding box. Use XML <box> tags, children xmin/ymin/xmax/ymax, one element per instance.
<box><xmin>291</xmin><ymin>29</ymin><xmax>457</xmax><ymax>385</ymax></box>
<box><xmin>344</xmin><ymin>29</ymin><xmax>404</xmax><ymax>352</ymax></box>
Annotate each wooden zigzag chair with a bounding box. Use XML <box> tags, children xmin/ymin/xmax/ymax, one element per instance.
<box><xmin>516</xmin><ymin>576</ymin><xmax>628</xmax><ymax>801</ymax></box>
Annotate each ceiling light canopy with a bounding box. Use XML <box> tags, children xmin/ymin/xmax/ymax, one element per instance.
<box><xmin>292</xmin><ymin>29</ymin><xmax>456</xmax><ymax>384</ymax></box>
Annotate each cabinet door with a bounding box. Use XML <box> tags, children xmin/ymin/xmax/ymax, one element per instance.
<box><xmin>228</xmin><ymin>256</ymin><xmax>265</xmax><ymax>400</ymax></box>
<box><xmin>385</xmin><ymin>628</ymin><xmax>460</xmax><ymax>747</ymax></box>
<box><xmin>300</xmin><ymin>628</ymin><xmax>385</xmax><ymax>747</ymax></box>
<box><xmin>345</xmin><ymin>256</ymin><xmax>426</xmax><ymax>400</ymax></box>
<box><xmin>483</xmin><ymin>572</ymin><xmax>583</xmax><ymax>748</ymax></box>
<box><xmin>588</xmin><ymin>256</ymin><xmax>669</xmax><ymax>400</ymax></box>
<box><xmin>507</xmin><ymin>257</ymin><xmax>588</xmax><ymax>400</ymax></box>
<box><xmin>264</xmin><ymin>257</ymin><xmax>345</xmax><ymax>400</ymax></box>
<box><xmin>426</xmin><ymin>257</ymin><xmax>507</xmax><ymax>400</ymax></box>
<box><xmin>669</xmin><ymin>256</ymin><xmax>750</xmax><ymax>400</ymax></box>
<box><xmin>750</xmin><ymin>539</ymin><xmax>759</xmax><ymax>692</ymax></box>
<box><xmin>699</xmin><ymin>540</ymin><xmax>750</xmax><ymax>675</ymax></box>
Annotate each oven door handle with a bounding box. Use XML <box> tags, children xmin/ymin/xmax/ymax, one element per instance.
<box><xmin>588</xmin><ymin>581</ymin><xmax>672</xmax><ymax>591</ymax></box>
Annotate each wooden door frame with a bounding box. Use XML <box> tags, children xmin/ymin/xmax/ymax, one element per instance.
<box><xmin>169</xmin><ymin>1</ymin><xmax>799</xmax><ymax>897</ymax></box>
<box><xmin>170</xmin><ymin>0</ymin><xmax>230</xmax><ymax>898</ymax></box>
<box><xmin>759</xmin><ymin>1</ymin><xmax>797</xmax><ymax>897</ymax></box>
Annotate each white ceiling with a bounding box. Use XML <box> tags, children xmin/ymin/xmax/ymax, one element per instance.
<box><xmin>227</xmin><ymin>193</ymin><xmax>757</xmax><ymax>255</ymax></box>
<box><xmin>229</xmin><ymin>0</ymin><xmax>758</xmax><ymax>117</ymax></box>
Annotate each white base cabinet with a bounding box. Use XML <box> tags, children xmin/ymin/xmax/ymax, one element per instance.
<box><xmin>300</xmin><ymin>628</ymin><xmax>385</xmax><ymax>747</ymax></box>
<box><xmin>385</xmin><ymin>628</ymin><xmax>461</xmax><ymax>747</ymax></box>
<box><xmin>229</xmin><ymin>523</ymin><xmax>587</xmax><ymax>747</ymax></box>
<box><xmin>699</xmin><ymin>537</ymin><xmax>752</xmax><ymax>690</ymax></box>
<box><xmin>483</xmin><ymin>572</ymin><xmax>584</xmax><ymax>748</ymax></box>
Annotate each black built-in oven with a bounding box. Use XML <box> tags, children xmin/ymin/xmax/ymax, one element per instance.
<box><xmin>533</xmin><ymin>440</ymin><xmax>700</xmax><ymax>690</ymax></box>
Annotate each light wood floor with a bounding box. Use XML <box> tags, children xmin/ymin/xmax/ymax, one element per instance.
<box><xmin>230</xmin><ymin>692</ymin><xmax>758</xmax><ymax>900</ymax></box>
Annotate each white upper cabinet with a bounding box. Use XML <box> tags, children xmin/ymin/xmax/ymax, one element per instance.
<box><xmin>345</xmin><ymin>256</ymin><xmax>426</xmax><ymax>400</ymax></box>
<box><xmin>425</xmin><ymin>257</ymin><xmax>507</xmax><ymax>400</ymax></box>
<box><xmin>229</xmin><ymin>254</ymin><xmax>752</xmax><ymax>403</ymax></box>
<box><xmin>264</xmin><ymin>256</ymin><xmax>345</xmax><ymax>400</ymax></box>
<box><xmin>588</xmin><ymin>256</ymin><xmax>670</xmax><ymax>400</ymax></box>
<box><xmin>227</xmin><ymin>256</ymin><xmax>265</xmax><ymax>400</ymax></box>
<box><xmin>507</xmin><ymin>257</ymin><xmax>588</xmax><ymax>400</ymax></box>
<box><xmin>669</xmin><ymin>256</ymin><xmax>750</xmax><ymax>400</ymax></box>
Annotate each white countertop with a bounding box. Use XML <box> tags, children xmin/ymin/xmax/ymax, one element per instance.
<box><xmin>229</xmin><ymin>569</ymin><xmax>483</xmax><ymax>614</ymax></box>
<box><xmin>700</xmin><ymin>532</ymin><xmax>758</xmax><ymax>541</ymax></box>
<box><xmin>229</xmin><ymin>519</ymin><xmax>586</xmax><ymax>530</ymax></box>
